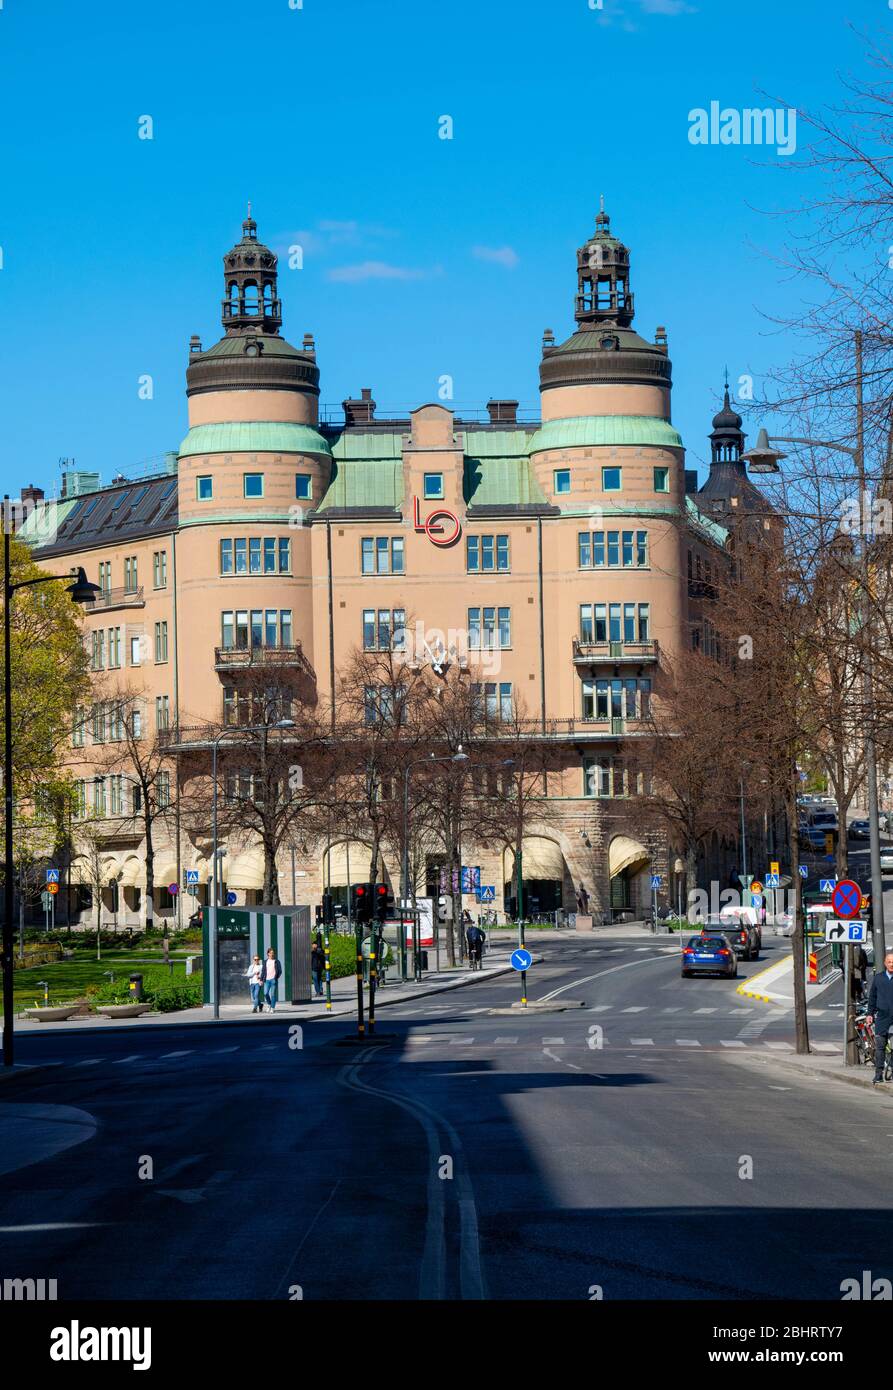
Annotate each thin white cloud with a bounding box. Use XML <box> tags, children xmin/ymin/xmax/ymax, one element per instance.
<box><xmin>325</xmin><ymin>260</ymin><xmax>437</xmax><ymax>284</ymax></box>
<box><xmin>639</xmin><ymin>0</ymin><xmax>695</xmax><ymax>13</ymax></box>
<box><xmin>472</xmin><ymin>245</ymin><xmax>520</xmax><ymax>270</ymax></box>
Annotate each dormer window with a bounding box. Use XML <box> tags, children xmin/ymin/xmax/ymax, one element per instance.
<box><xmin>599</xmin><ymin>333</ymin><xmax>618</xmax><ymax>351</ymax></box>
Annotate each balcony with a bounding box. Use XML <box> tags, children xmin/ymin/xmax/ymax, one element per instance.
<box><xmin>214</xmin><ymin>642</ymin><xmax>316</xmax><ymax>680</ymax></box>
<box><xmin>85</xmin><ymin>586</ymin><xmax>145</xmax><ymax>612</ymax></box>
<box><xmin>572</xmin><ymin>638</ymin><xmax>659</xmax><ymax>667</ymax></box>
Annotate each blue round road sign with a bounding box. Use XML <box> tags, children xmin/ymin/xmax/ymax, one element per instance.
<box><xmin>832</xmin><ymin>879</ymin><xmax>861</xmax><ymax>920</ymax></box>
<box><xmin>511</xmin><ymin>948</ymin><xmax>532</xmax><ymax>971</ymax></box>
<box><xmin>226</xmin><ymin>891</ymin><xmax>237</xmax><ymax>906</ymax></box>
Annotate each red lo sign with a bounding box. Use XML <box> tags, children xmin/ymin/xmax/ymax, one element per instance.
<box><xmin>413</xmin><ymin>496</ymin><xmax>461</xmax><ymax>547</ymax></box>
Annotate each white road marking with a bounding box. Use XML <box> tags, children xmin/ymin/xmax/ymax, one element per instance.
<box><xmin>543</xmin><ymin>1047</ymin><xmax>581</xmax><ymax>1071</ymax></box>
<box><xmin>449</xmin><ymin>1037</ymin><xmax>475</xmax><ymax>1045</ymax></box>
<box><xmin>621</xmin><ymin>1006</ymin><xmax>647</xmax><ymax>1013</ymax></box>
<box><xmin>720</xmin><ymin>1040</ymin><xmax>747</xmax><ymax>1048</ymax></box>
<box><xmin>542</xmin><ymin>1037</ymin><xmax>565</xmax><ymax>1045</ymax></box>
<box><xmin>407</xmin><ymin>1036</ymin><xmax>439</xmax><ymax>1044</ymax></box>
<box><xmin>210</xmin><ymin>1046</ymin><xmax>240</xmax><ymax>1054</ymax></box>
<box><xmin>810</xmin><ymin>1042</ymin><xmax>839</xmax><ymax>1053</ymax></box>
<box><xmin>74</xmin><ymin>1058</ymin><xmax>103</xmax><ymax>1067</ymax></box>
<box><xmin>112</xmin><ymin>1055</ymin><xmax>141</xmax><ymax>1065</ymax></box>
<box><xmin>541</xmin><ymin>953</ymin><xmax>667</xmax><ymax>1002</ymax></box>
<box><xmin>588</xmin><ymin>1005</ymin><xmax>612</xmax><ymax>1013</ymax></box>
<box><xmin>629</xmin><ymin>1038</ymin><xmax>654</xmax><ymax>1046</ymax></box>
<box><xmin>763</xmin><ymin>1041</ymin><xmax>794</xmax><ymax>1051</ymax></box>
<box><xmin>694</xmin><ymin>1008</ymin><xmax>718</xmax><ymax>1015</ymax></box>
<box><xmin>494</xmin><ymin>1036</ymin><xmax>518</xmax><ymax>1044</ymax></box>
<box><xmin>675</xmin><ymin>1039</ymin><xmax>701</xmax><ymax>1047</ymax></box>
<box><xmin>159</xmin><ymin>1051</ymin><xmax>192</xmax><ymax>1059</ymax></box>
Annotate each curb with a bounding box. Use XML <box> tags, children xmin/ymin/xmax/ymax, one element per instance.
<box><xmin>736</xmin><ymin>954</ymin><xmax>794</xmax><ymax>1006</ymax></box>
<box><xmin>730</xmin><ymin>1049</ymin><xmax>893</xmax><ymax>1099</ymax></box>
<box><xmin>5</xmin><ymin>960</ymin><xmax>521</xmax><ymax>1037</ymax></box>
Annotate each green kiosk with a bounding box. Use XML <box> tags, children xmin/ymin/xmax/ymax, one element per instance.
<box><xmin>202</xmin><ymin>904</ymin><xmax>312</xmax><ymax>1008</ymax></box>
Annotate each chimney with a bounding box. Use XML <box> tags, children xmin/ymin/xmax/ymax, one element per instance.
<box><xmin>343</xmin><ymin>388</ymin><xmax>377</xmax><ymax>426</ymax></box>
<box><xmin>655</xmin><ymin>325</ymin><xmax>668</xmax><ymax>349</ymax></box>
<box><xmin>542</xmin><ymin>327</ymin><xmax>555</xmax><ymax>350</ymax></box>
<box><xmin>21</xmin><ymin>484</ymin><xmax>44</xmax><ymax>507</ymax></box>
<box><xmin>189</xmin><ymin>334</ymin><xmax>202</xmax><ymax>354</ymax></box>
<box><xmin>684</xmin><ymin>469</ymin><xmax>699</xmax><ymax>495</ymax></box>
<box><xmin>486</xmin><ymin>399</ymin><xmax>518</xmax><ymax>425</ymax></box>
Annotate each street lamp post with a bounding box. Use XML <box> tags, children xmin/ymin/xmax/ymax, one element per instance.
<box><xmin>2</xmin><ymin>533</ymin><xmax>99</xmax><ymax>1067</ymax></box>
<box><xmin>742</xmin><ymin>387</ymin><xmax>887</xmax><ymax>967</ymax></box>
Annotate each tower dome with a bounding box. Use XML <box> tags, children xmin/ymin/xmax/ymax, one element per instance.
<box><xmin>186</xmin><ymin>211</ymin><xmax>320</xmax><ymax>414</ymax></box>
<box><xmin>539</xmin><ymin>201</ymin><xmax>672</xmax><ymax>400</ymax></box>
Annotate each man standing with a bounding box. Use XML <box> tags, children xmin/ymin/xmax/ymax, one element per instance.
<box><xmin>310</xmin><ymin>938</ymin><xmax>325</xmax><ymax>998</ymax></box>
<box><xmin>867</xmin><ymin>950</ymin><xmax>893</xmax><ymax>1086</ymax></box>
<box><xmin>263</xmin><ymin>946</ymin><xmax>282</xmax><ymax>1012</ymax></box>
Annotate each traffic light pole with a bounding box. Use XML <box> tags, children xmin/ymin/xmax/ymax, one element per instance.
<box><xmin>354</xmin><ymin>897</ymin><xmax>365</xmax><ymax>1039</ymax></box>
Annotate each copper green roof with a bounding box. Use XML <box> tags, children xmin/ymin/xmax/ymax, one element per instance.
<box><xmin>460</xmin><ymin>429</ymin><xmax>535</xmax><ymax>458</ymax></box>
<box><xmin>685</xmin><ymin>495</ymin><xmax>728</xmax><ymax>546</ymax></box>
<box><xmin>464</xmin><ymin>456</ymin><xmax>547</xmax><ymax>507</ymax></box>
<box><xmin>527</xmin><ymin>415</ymin><xmax>683</xmax><ymax>453</ymax></box>
<box><xmin>329</xmin><ymin>431</ymin><xmax>405</xmax><ymax>461</ymax></box>
<box><xmin>317</xmin><ymin>458</ymin><xmax>404</xmax><ymax>512</ymax></box>
<box><xmin>196</xmin><ymin>334</ymin><xmax>309</xmax><ymax>361</ymax></box>
<box><xmin>178</xmin><ymin>421</ymin><xmax>332</xmax><ymax>458</ymax></box>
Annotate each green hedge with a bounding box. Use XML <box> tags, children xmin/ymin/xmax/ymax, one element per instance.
<box><xmin>88</xmin><ymin>966</ymin><xmax>202</xmax><ymax>1013</ymax></box>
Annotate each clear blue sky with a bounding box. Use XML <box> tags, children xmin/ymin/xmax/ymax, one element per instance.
<box><xmin>0</xmin><ymin>0</ymin><xmax>884</xmax><ymax>496</ymax></box>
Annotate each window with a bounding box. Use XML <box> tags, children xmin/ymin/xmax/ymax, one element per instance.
<box><xmin>583</xmin><ymin>757</ymin><xmax>651</xmax><ymax>799</ymax></box>
<box><xmin>107</xmin><ymin>627</ymin><xmax>122</xmax><ymax>669</ymax></box>
<box><xmin>423</xmin><ymin>473</ymin><xmax>444</xmax><ymax>500</ymax></box>
<box><xmin>197</xmin><ymin>476</ymin><xmax>213</xmax><ymax>501</ymax></box>
<box><xmin>602</xmin><ymin>466</ymin><xmax>622</xmax><ymax>492</ymax></box>
<box><xmin>580</xmin><ymin>602</ymin><xmax>649</xmax><ymax>643</ymax></box>
<box><xmin>109</xmin><ymin>775</ymin><xmax>124</xmax><ymax>817</ymax></box>
<box><xmin>98</xmin><ymin>561</ymin><xmax>111</xmax><ymax>593</ymax></box>
<box><xmin>364</xmin><ymin>685</ymin><xmax>404</xmax><ymax>726</ymax></box>
<box><xmin>157</xmin><ymin>771</ymin><xmax>171</xmax><ymax>809</ymax></box>
<box><xmin>554</xmin><ymin>469</ymin><xmax>571</xmax><ymax>494</ymax></box>
<box><xmin>654</xmin><ymin>466</ymin><xmax>669</xmax><ymax>493</ymax></box>
<box><xmin>129</xmin><ymin>635</ymin><xmax>142</xmax><ymax>666</ymax></box>
<box><xmin>466</xmin><ymin>533</ymin><xmax>510</xmax><ymax>573</ymax></box>
<box><xmin>295</xmin><ymin>474</ymin><xmax>312</xmax><ymax>501</ymax></box>
<box><xmin>154</xmin><ymin>621</ymin><xmax>169</xmax><ymax>663</ymax></box>
<box><xmin>132</xmin><ymin>784</ymin><xmax>142</xmax><ymax>815</ymax></box>
<box><xmin>363</xmin><ymin>609</ymin><xmax>406</xmax><ymax>651</ymax></box>
<box><xmin>243</xmin><ymin>473</ymin><xmax>264</xmax><ymax>499</ymax></box>
<box><xmin>220</xmin><ymin>539</ymin><xmax>233</xmax><ymax>575</ymax></box>
<box><xmin>93</xmin><ymin>778</ymin><xmax>107</xmax><ymax>817</ymax></box>
<box><xmin>468</xmin><ymin>607</ymin><xmax>511</xmax><ymax>650</ymax></box>
<box><xmin>220</xmin><ymin>609</ymin><xmax>292</xmax><ymax>650</ymax></box>
<box><xmin>249</xmin><ymin>538</ymin><xmax>262</xmax><ymax>574</ymax></box>
<box><xmin>91</xmin><ymin>629</ymin><xmax>105</xmax><ymax>671</ymax></box>
<box><xmin>107</xmin><ymin>703</ymin><xmax>124</xmax><ymax>742</ymax></box>
<box><xmin>132</xmin><ymin>707</ymin><xmax>142</xmax><ymax>739</ymax></box>
<box><xmin>73</xmin><ymin>780</ymin><xmax>87</xmax><ymax>818</ymax></box>
<box><xmin>124</xmin><ymin>556</ymin><xmax>138</xmax><ymax>592</ymax></box>
<box><xmin>361</xmin><ymin>537</ymin><xmax>404</xmax><ymax>575</ymax></box>
<box><xmin>472</xmin><ymin>681</ymin><xmax>513</xmax><ymax>721</ymax></box>
<box><xmin>72</xmin><ymin>709</ymin><xmax>86</xmax><ymax>747</ymax></box>
<box><xmin>578</xmin><ymin>529</ymin><xmax>648</xmax><ymax>568</ymax></box>
<box><xmin>582</xmin><ymin>678</ymin><xmax>651</xmax><ymax>721</ymax></box>
<box><xmin>153</xmin><ymin>550</ymin><xmax>167</xmax><ymax>588</ymax></box>
<box><xmin>155</xmin><ymin>695</ymin><xmax>170</xmax><ymax>730</ymax></box>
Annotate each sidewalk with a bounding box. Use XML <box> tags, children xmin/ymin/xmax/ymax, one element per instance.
<box><xmin>10</xmin><ymin>953</ymin><xmax>526</xmax><ymax>1036</ymax></box>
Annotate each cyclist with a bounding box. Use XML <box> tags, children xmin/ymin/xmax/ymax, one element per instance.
<box><xmin>465</xmin><ymin>921</ymin><xmax>486</xmax><ymax>969</ymax></box>
<box><xmin>867</xmin><ymin>950</ymin><xmax>893</xmax><ymax>1087</ymax></box>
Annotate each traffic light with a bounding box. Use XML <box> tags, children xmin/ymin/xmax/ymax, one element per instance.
<box><xmin>321</xmin><ymin>892</ymin><xmax>334</xmax><ymax>926</ymax></box>
<box><xmin>315</xmin><ymin>904</ymin><xmax>323</xmax><ymax>928</ymax></box>
<box><xmin>351</xmin><ymin>882</ymin><xmax>372</xmax><ymax>924</ymax></box>
<box><xmin>374</xmin><ymin>883</ymin><xmax>393</xmax><ymax>921</ymax></box>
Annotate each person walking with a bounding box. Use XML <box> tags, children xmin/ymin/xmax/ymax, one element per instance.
<box><xmin>310</xmin><ymin>938</ymin><xmax>325</xmax><ymax>998</ymax></box>
<box><xmin>245</xmin><ymin>954</ymin><xmax>264</xmax><ymax>1013</ymax></box>
<box><xmin>851</xmin><ymin>944</ymin><xmax>869</xmax><ymax>1004</ymax></box>
<box><xmin>867</xmin><ymin>950</ymin><xmax>893</xmax><ymax>1086</ymax></box>
<box><xmin>262</xmin><ymin>946</ymin><xmax>282</xmax><ymax>1012</ymax></box>
<box><xmin>465</xmin><ymin>921</ymin><xmax>485</xmax><ymax>969</ymax></box>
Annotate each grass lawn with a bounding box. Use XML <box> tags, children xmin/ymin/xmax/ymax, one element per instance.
<box><xmin>8</xmin><ymin>950</ymin><xmax>193</xmax><ymax>1015</ymax></box>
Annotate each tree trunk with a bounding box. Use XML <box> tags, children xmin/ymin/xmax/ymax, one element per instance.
<box><xmin>786</xmin><ymin>775</ymin><xmax>810</xmax><ymax>1055</ymax></box>
<box><xmin>263</xmin><ymin>842</ymin><xmax>280</xmax><ymax>905</ymax></box>
<box><xmin>685</xmin><ymin>841</ymin><xmax>698</xmax><ymax>922</ymax></box>
<box><xmin>144</xmin><ymin>804</ymin><xmax>154</xmax><ymax>934</ymax></box>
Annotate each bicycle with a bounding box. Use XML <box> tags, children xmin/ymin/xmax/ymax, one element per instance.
<box><xmin>854</xmin><ymin>1013</ymin><xmax>893</xmax><ymax>1078</ymax></box>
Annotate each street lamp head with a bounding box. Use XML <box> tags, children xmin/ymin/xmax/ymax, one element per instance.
<box><xmin>452</xmin><ymin>746</ymin><xmax>469</xmax><ymax>762</ymax></box>
<box><xmin>740</xmin><ymin>427</ymin><xmax>786</xmax><ymax>475</ymax></box>
<box><xmin>66</xmin><ymin>567</ymin><xmax>102</xmax><ymax>605</ymax></box>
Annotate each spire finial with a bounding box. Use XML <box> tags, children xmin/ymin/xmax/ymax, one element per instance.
<box><xmin>247</xmin><ymin>199</ymin><xmax>251</xmax><ymax>220</ymax></box>
<box><xmin>599</xmin><ymin>193</ymin><xmax>605</xmax><ymax>214</ymax></box>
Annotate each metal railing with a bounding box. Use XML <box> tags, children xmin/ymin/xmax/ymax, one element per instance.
<box><xmin>572</xmin><ymin>638</ymin><xmax>659</xmax><ymax>664</ymax></box>
<box><xmin>86</xmin><ymin>585</ymin><xmax>145</xmax><ymax>609</ymax></box>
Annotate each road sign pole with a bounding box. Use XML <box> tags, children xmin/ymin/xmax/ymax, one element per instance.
<box><xmin>843</xmin><ymin>945</ymin><xmax>850</xmax><ymax>1067</ymax></box>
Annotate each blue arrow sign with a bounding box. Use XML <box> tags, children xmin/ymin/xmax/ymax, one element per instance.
<box><xmin>511</xmin><ymin>948</ymin><xmax>532</xmax><ymax>971</ymax></box>
<box><xmin>820</xmin><ymin>878</ymin><xmax>836</xmax><ymax>894</ymax></box>
<box><xmin>799</xmin><ymin>865</ymin><xmax>809</xmax><ymax>879</ymax></box>
<box><xmin>45</xmin><ymin>868</ymin><xmax>59</xmax><ymax>883</ymax></box>
<box><xmin>750</xmin><ymin>894</ymin><xmax>763</xmax><ymax>907</ymax></box>
<box><xmin>226</xmin><ymin>891</ymin><xmax>237</xmax><ymax>906</ymax></box>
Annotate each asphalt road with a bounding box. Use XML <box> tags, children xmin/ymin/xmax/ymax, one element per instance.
<box><xmin>1</xmin><ymin>935</ymin><xmax>890</xmax><ymax>1301</ymax></box>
